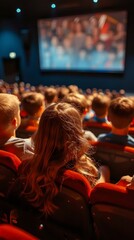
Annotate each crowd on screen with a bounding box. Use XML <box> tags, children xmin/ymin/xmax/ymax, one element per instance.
<box><xmin>38</xmin><ymin>13</ymin><xmax>126</xmax><ymax>70</ymax></box>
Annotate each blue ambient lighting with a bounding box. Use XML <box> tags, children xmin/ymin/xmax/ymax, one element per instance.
<box><xmin>16</xmin><ymin>8</ymin><xmax>21</xmax><ymax>13</ymax></box>
<box><xmin>51</xmin><ymin>3</ymin><xmax>56</xmax><ymax>9</ymax></box>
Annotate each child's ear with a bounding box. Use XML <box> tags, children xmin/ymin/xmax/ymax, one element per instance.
<box><xmin>12</xmin><ymin>118</ymin><xmax>17</xmax><ymax>128</ymax></box>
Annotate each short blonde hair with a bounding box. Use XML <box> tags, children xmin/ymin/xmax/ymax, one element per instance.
<box><xmin>0</xmin><ymin>93</ymin><xmax>20</xmax><ymax>129</ymax></box>
<box><xmin>62</xmin><ymin>93</ymin><xmax>88</xmax><ymax>115</ymax></box>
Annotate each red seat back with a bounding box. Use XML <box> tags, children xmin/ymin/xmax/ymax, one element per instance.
<box><xmin>129</xmin><ymin>127</ymin><xmax>134</xmax><ymax>137</ymax></box>
<box><xmin>83</xmin><ymin>122</ymin><xmax>112</xmax><ymax>137</ymax></box>
<box><xmin>57</xmin><ymin>169</ymin><xmax>92</xmax><ymax>202</ymax></box>
<box><xmin>9</xmin><ymin>170</ymin><xmax>94</xmax><ymax>240</ymax></box>
<box><xmin>90</xmin><ymin>141</ymin><xmax>134</xmax><ymax>182</ymax></box>
<box><xmin>0</xmin><ymin>150</ymin><xmax>21</xmax><ymax>197</ymax></box>
<box><xmin>0</xmin><ymin>150</ymin><xmax>21</xmax><ymax>172</ymax></box>
<box><xmin>0</xmin><ymin>224</ymin><xmax>39</xmax><ymax>240</ymax></box>
<box><xmin>90</xmin><ymin>182</ymin><xmax>134</xmax><ymax>240</ymax></box>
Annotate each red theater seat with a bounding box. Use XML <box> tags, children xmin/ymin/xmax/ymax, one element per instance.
<box><xmin>57</xmin><ymin>169</ymin><xmax>92</xmax><ymax>201</ymax></box>
<box><xmin>16</xmin><ymin>125</ymin><xmax>37</xmax><ymax>138</ymax></box>
<box><xmin>83</xmin><ymin>121</ymin><xmax>112</xmax><ymax>137</ymax></box>
<box><xmin>0</xmin><ymin>150</ymin><xmax>21</xmax><ymax>171</ymax></box>
<box><xmin>129</xmin><ymin>127</ymin><xmax>134</xmax><ymax>138</ymax></box>
<box><xmin>0</xmin><ymin>224</ymin><xmax>39</xmax><ymax>240</ymax></box>
<box><xmin>0</xmin><ymin>150</ymin><xmax>21</xmax><ymax>197</ymax></box>
<box><xmin>90</xmin><ymin>182</ymin><xmax>134</xmax><ymax>240</ymax></box>
<box><xmin>9</xmin><ymin>170</ymin><xmax>94</xmax><ymax>240</ymax></box>
<box><xmin>90</xmin><ymin>141</ymin><xmax>134</xmax><ymax>182</ymax></box>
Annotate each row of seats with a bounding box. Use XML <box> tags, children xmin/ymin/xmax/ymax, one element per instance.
<box><xmin>0</xmin><ymin>150</ymin><xmax>134</xmax><ymax>239</ymax></box>
<box><xmin>83</xmin><ymin>121</ymin><xmax>134</xmax><ymax>138</ymax></box>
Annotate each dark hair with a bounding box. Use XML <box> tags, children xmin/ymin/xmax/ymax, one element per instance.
<box><xmin>21</xmin><ymin>92</ymin><xmax>44</xmax><ymax>116</ymax></box>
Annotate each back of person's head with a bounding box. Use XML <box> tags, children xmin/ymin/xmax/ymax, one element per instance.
<box><xmin>21</xmin><ymin>102</ymin><xmax>98</xmax><ymax>215</ymax></box>
<box><xmin>21</xmin><ymin>92</ymin><xmax>45</xmax><ymax>116</ymax></box>
<box><xmin>44</xmin><ymin>87</ymin><xmax>58</xmax><ymax>105</ymax></box>
<box><xmin>68</xmin><ymin>85</ymin><xmax>79</xmax><ymax>93</ymax></box>
<box><xmin>92</xmin><ymin>94</ymin><xmax>111</xmax><ymax>117</ymax></box>
<box><xmin>34</xmin><ymin>102</ymin><xmax>87</xmax><ymax>161</ymax></box>
<box><xmin>108</xmin><ymin>97</ymin><xmax>134</xmax><ymax>129</ymax></box>
<box><xmin>62</xmin><ymin>92</ymin><xmax>88</xmax><ymax>116</ymax></box>
<box><xmin>0</xmin><ymin>93</ymin><xmax>20</xmax><ymax>133</ymax></box>
<box><xmin>57</xmin><ymin>86</ymin><xmax>69</xmax><ymax>101</ymax></box>
<box><xmin>119</xmin><ymin>89</ymin><xmax>126</xmax><ymax>97</ymax></box>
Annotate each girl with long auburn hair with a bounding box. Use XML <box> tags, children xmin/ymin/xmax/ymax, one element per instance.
<box><xmin>12</xmin><ymin>102</ymin><xmax>109</xmax><ymax>215</ymax></box>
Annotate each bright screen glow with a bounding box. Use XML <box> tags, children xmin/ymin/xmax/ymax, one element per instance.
<box><xmin>38</xmin><ymin>11</ymin><xmax>127</xmax><ymax>72</ymax></box>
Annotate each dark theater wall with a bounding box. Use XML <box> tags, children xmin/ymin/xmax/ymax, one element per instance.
<box><xmin>0</xmin><ymin>9</ymin><xmax>134</xmax><ymax>92</ymax></box>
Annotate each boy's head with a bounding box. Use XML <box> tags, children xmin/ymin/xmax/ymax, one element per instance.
<box><xmin>108</xmin><ymin>97</ymin><xmax>134</xmax><ymax>129</ymax></box>
<box><xmin>0</xmin><ymin>93</ymin><xmax>21</xmax><ymax>134</ymax></box>
<box><xmin>92</xmin><ymin>94</ymin><xmax>110</xmax><ymax>118</ymax></box>
<box><xmin>44</xmin><ymin>87</ymin><xmax>58</xmax><ymax>106</ymax></box>
<box><xmin>21</xmin><ymin>92</ymin><xmax>45</xmax><ymax>117</ymax></box>
<box><xmin>58</xmin><ymin>86</ymin><xmax>69</xmax><ymax>101</ymax></box>
<box><xmin>62</xmin><ymin>92</ymin><xmax>88</xmax><ymax>117</ymax></box>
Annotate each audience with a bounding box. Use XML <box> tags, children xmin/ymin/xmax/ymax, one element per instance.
<box><xmin>9</xmin><ymin>103</ymin><xmax>110</xmax><ymax>215</ymax></box>
<box><xmin>98</xmin><ymin>97</ymin><xmax>134</xmax><ymax>146</ymax></box>
<box><xmin>0</xmin><ymin>93</ymin><xmax>34</xmax><ymax>160</ymax></box>
<box><xmin>0</xmin><ymin>82</ymin><xmax>133</xmax><ymax>239</ymax></box>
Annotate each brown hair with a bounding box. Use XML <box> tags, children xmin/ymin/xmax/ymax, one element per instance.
<box><xmin>62</xmin><ymin>93</ymin><xmax>88</xmax><ymax>115</ymax></box>
<box><xmin>108</xmin><ymin>97</ymin><xmax>134</xmax><ymax>129</ymax></box>
<box><xmin>44</xmin><ymin>87</ymin><xmax>57</xmax><ymax>104</ymax></box>
<box><xmin>57</xmin><ymin>86</ymin><xmax>69</xmax><ymax>101</ymax></box>
<box><xmin>21</xmin><ymin>92</ymin><xmax>44</xmax><ymax>116</ymax></box>
<box><xmin>92</xmin><ymin>94</ymin><xmax>110</xmax><ymax>117</ymax></box>
<box><xmin>19</xmin><ymin>103</ymin><xmax>98</xmax><ymax>215</ymax></box>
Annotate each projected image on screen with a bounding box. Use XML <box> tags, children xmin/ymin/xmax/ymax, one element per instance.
<box><xmin>38</xmin><ymin>11</ymin><xmax>127</xmax><ymax>72</ymax></box>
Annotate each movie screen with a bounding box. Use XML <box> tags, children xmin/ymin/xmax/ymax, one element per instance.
<box><xmin>38</xmin><ymin>11</ymin><xmax>127</xmax><ymax>72</ymax></box>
